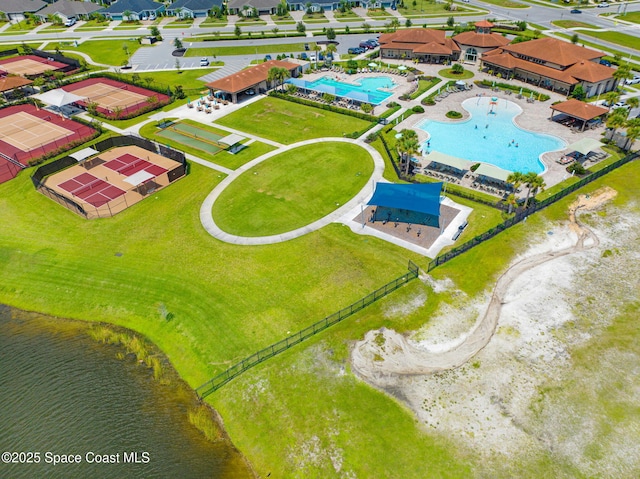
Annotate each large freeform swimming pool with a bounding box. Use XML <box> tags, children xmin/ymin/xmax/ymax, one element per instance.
<box><xmin>416</xmin><ymin>97</ymin><xmax>565</xmax><ymax>174</ymax></box>
<box><xmin>287</xmin><ymin>75</ymin><xmax>396</xmax><ymax>105</ymax></box>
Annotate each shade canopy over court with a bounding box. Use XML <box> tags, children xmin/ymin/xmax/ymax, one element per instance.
<box><xmin>367</xmin><ymin>182</ymin><xmax>443</xmax><ymax>217</ymax></box>
<box><xmin>33</xmin><ymin>88</ymin><xmax>86</xmax><ymax>108</ymax></box>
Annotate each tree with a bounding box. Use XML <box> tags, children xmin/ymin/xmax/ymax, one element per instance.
<box><xmin>286</xmin><ymin>83</ymin><xmax>297</xmax><ymax>95</ymax></box>
<box><xmin>506</xmin><ymin>171</ymin><xmax>525</xmax><ymax>195</ymax></box>
<box><xmin>571</xmin><ymin>33</ymin><xmax>579</xmax><ymax>44</ymax></box>
<box><xmin>113</xmin><ymin>106</ymin><xmax>123</xmax><ymax>119</ymax></box>
<box><xmin>361</xmin><ymin>103</ymin><xmax>373</xmax><ymax>114</ymax></box>
<box><xmin>326</xmin><ymin>43</ymin><xmax>337</xmax><ymax>64</ymax></box>
<box><xmin>625</xmin><ymin>96</ymin><xmax>639</xmax><ymax>118</ymax></box>
<box><xmin>405</xmin><ymin>19</ymin><xmax>412</xmax><ymax>28</ymax></box>
<box><xmin>606</xmin><ymin>110</ymin><xmax>626</xmax><ymax>138</ymax></box>
<box><xmin>174</xmin><ymin>58</ymin><xmax>182</xmax><ymax>73</ymax></box>
<box><xmin>322</xmin><ymin>93</ymin><xmax>335</xmax><ymax>103</ymax></box>
<box><xmin>296</xmin><ymin>22</ymin><xmax>306</xmax><ymax>33</ymax></box>
<box><xmin>523</xmin><ymin>172</ymin><xmax>545</xmax><ymax>208</ymax></box>
<box><xmin>267</xmin><ymin>66</ymin><xmax>290</xmax><ymax>91</ymax></box>
<box><xmin>312</xmin><ymin>43</ymin><xmax>322</xmax><ymax>68</ymax></box>
<box><xmin>570</xmin><ymin>84</ymin><xmax>586</xmax><ymax>101</ymax></box>
<box><xmin>326</xmin><ymin>28</ymin><xmax>336</xmax><ymax>40</ymax></box>
<box><xmin>362</xmin><ymin>22</ymin><xmax>371</xmax><ymax>33</ymax></box>
<box><xmin>345</xmin><ymin>25</ymin><xmax>350</xmax><ymax>34</ymax></box>
<box><xmin>390</xmin><ymin>18</ymin><xmax>400</xmax><ymax>32</ymax></box>
<box><xmin>613</xmin><ymin>63</ymin><xmax>633</xmax><ymax>89</ymax></box>
<box><xmin>123</xmin><ymin>10</ymin><xmax>132</xmax><ymax>22</ymax></box>
<box><xmin>234</xmin><ymin>24</ymin><xmax>242</xmax><ymax>37</ymax></box>
<box><xmin>173</xmin><ymin>38</ymin><xmax>183</xmax><ymax>50</ymax></box>
<box><xmin>447</xmin><ymin>16</ymin><xmax>455</xmax><ymax>28</ymax></box>
<box><xmin>397</xmin><ymin>129</ymin><xmax>419</xmax><ymax>176</ymax></box>
<box><xmin>272</xmin><ymin>27</ymin><xmax>279</xmax><ymax>35</ymax></box>
<box><xmin>174</xmin><ymin>85</ymin><xmax>185</xmax><ymax>99</ymax></box>
<box><xmin>623</xmin><ymin>119</ymin><xmax>640</xmax><ymax>151</ymax></box>
<box><xmin>451</xmin><ymin>63</ymin><xmax>464</xmax><ymax>74</ymax></box>
<box><xmin>150</xmin><ymin>26</ymin><xmax>160</xmax><ymax>37</ymax></box>
<box><xmin>505</xmin><ymin>194</ymin><xmax>518</xmax><ymax>215</ymax></box>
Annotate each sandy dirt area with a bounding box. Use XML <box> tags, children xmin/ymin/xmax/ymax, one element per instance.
<box><xmin>351</xmin><ymin>187</ymin><xmax>640</xmax><ymax>476</ymax></box>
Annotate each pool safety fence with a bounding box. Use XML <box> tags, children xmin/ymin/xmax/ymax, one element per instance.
<box><xmin>196</xmin><ymin>260</ymin><xmax>420</xmax><ymax>399</ymax></box>
<box><xmin>427</xmin><ymin>151</ymin><xmax>640</xmax><ymax>272</ymax></box>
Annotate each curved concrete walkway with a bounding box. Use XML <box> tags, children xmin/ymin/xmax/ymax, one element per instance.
<box><xmin>199</xmin><ymin>137</ymin><xmax>385</xmax><ymax>245</ymax></box>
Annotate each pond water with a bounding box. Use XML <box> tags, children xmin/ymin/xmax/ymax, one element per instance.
<box><xmin>0</xmin><ymin>306</ymin><xmax>253</xmax><ymax>479</ymax></box>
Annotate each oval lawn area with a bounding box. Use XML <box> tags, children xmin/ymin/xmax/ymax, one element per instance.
<box><xmin>212</xmin><ymin>142</ymin><xmax>374</xmax><ymax>237</ymax></box>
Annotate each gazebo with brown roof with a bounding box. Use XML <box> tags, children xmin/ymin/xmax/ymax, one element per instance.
<box><xmin>550</xmin><ymin>98</ymin><xmax>609</xmax><ymax>131</ymax></box>
<box><xmin>0</xmin><ymin>75</ymin><xmax>33</xmax><ymax>99</ymax></box>
<box><xmin>205</xmin><ymin>60</ymin><xmax>301</xmax><ymax>104</ymax></box>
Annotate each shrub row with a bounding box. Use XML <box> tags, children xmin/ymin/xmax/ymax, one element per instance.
<box><xmin>269</xmin><ymin>90</ymin><xmax>376</xmax><ymax>122</ymax></box>
<box><xmin>476</xmin><ymin>79</ymin><xmax>551</xmax><ymax>101</ymax></box>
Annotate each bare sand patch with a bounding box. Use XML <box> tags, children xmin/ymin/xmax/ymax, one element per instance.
<box><xmin>351</xmin><ymin>187</ymin><xmax>640</xmax><ymax>476</ymax></box>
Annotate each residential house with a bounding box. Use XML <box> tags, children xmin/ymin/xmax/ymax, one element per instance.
<box><xmin>481</xmin><ymin>38</ymin><xmax>617</xmax><ymax>98</ymax></box>
<box><xmin>379</xmin><ymin>29</ymin><xmax>460</xmax><ymax>64</ymax></box>
<box><xmin>206</xmin><ymin>59</ymin><xmax>301</xmax><ymax>103</ymax></box>
<box><xmin>101</xmin><ymin>0</ymin><xmax>165</xmax><ymax>21</ymax></box>
<box><xmin>36</xmin><ymin>1</ymin><xmax>104</xmax><ymax>23</ymax></box>
<box><xmin>165</xmin><ymin>0</ymin><xmax>224</xmax><ymax>18</ymax></box>
<box><xmin>0</xmin><ymin>0</ymin><xmax>47</xmax><ymax>22</ymax></box>
<box><xmin>452</xmin><ymin>20</ymin><xmax>510</xmax><ymax>63</ymax></box>
<box><xmin>227</xmin><ymin>0</ymin><xmax>280</xmax><ymax>15</ymax></box>
<box><xmin>287</xmin><ymin>0</ymin><xmax>341</xmax><ymax>11</ymax></box>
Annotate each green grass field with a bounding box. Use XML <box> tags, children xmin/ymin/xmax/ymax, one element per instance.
<box><xmin>185</xmin><ymin>43</ymin><xmax>314</xmax><ymax>57</ymax></box>
<box><xmin>215</xmin><ymin>97</ymin><xmax>371</xmax><ymax>144</ymax></box>
<box><xmin>212</xmin><ymin>142</ymin><xmax>373</xmax><ymax>236</ymax></box>
<box><xmin>46</xmin><ymin>39</ymin><xmax>144</xmax><ymax>66</ymax></box>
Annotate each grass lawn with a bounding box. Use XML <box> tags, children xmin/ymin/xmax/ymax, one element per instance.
<box><xmin>567</xmin><ymin>25</ymin><xmax>640</xmax><ymax>51</ymax></box>
<box><xmin>474</xmin><ymin>0</ymin><xmax>527</xmax><ymax>7</ymax></box>
<box><xmin>438</xmin><ymin>68</ymin><xmax>475</xmax><ymax>80</ymax></box>
<box><xmin>46</xmin><ymin>39</ymin><xmax>144</xmax><ymax>66</ymax></box>
<box><xmin>215</xmin><ymin>97</ymin><xmax>372</xmax><ymax>144</ymax></box>
<box><xmin>212</xmin><ymin>142</ymin><xmax>373</xmax><ymax>236</ymax></box>
<box><xmin>333</xmin><ymin>10</ymin><xmax>361</xmax><ymax>21</ymax></box>
<box><xmin>75</xmin><ymin>20</ymin><xmax>110</xmax><ymax>31</ymax></box>
<box><xmin>185</xmin><ymin>43</ymin><xmax>313</xmax><ymax>57</ymax></box>
<box><xmin>555</xmin><ymin>33</ymin><xmax>640</xmax><ymax>63</ymax></box>
<box><xmin>39</xmin><ymin>24</ymin><xmax>67</xmax><ymax>32</ymax></box>
<box><xmin>399</xmin><ymin>3</ymin><xmax>473</xmax><ymax>16</ymax></box>
<box><xmin>410</xmin><ymin>77</ymin><xmax>441</xmax><ymax>99</ymax></box>
<box><xmin>302</xmin><ymin>13</ymin><xmax>328</xmax><ymax>23</ymax></box>
<box><xmin>271</xmin><ymin>13</ymin><xmax>295</xmax><ymax>24</ymax></box>
<box><xmin>140</xmin><ymin>118</ymin><xmax>275</xmax><ymax>170</ymax></box>
<box><xmin>5</xmin><ymin>21</ymin><xmax>39</xmax><ymax>32</ymax></box>
<box><xmin>0</xmin><ymin>105</ymin><xmax>638</xmax><ymax>479</ymax></box>
<box><xmin>120</xmin><ymin>68</ymin><xmax>217</xmax><ymax>91</ymax></box>
<box><xmin>366</xmin><ymin>9</ymin><xmax>394</xmax><ymax>18</ymax></box>
<box><xmin>618</xmin><ymin>11</ymin><xmax>640</xmax><ymax>24</ymax></box>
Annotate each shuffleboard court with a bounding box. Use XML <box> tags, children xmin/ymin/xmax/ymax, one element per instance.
<box><xmin>0</xmin><ymin>55</ymin><xmax>67</xmax><ymax>75</ymax></box>
<box><xmin>0</xmin><ymin>111</ymin><xmax>73</xmax><ymax>151</ymax></box>
<box><xmin>156</xmin><ymin>122</ymin><xmax>223</xmax><ymax>154</ymax></box>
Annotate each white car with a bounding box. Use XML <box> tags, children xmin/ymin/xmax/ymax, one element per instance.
<box><xmin>613</xmin><ymin>101</ymin><xmax>629</xmax><ymax>110</ymax></box>
<box><xmin>625</xmin><ymin>77</ymin><xmax>640</xmax><ymax>85</ymax></box>
<box><xmin>597</xmin><ymin>2</ymin><xmax>609</xmax><ymax>7</ymax></box>
<box><xmin>200</xmin><ymin>58</ymin><xmax>209</xmax><ymax>66</ymax></box>
<box><xmin>64</xmin><ymin>17</ymin><xmax>76</xmax><ymax>27</ymax></box>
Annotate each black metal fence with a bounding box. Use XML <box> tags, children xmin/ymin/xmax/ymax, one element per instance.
<box><xmin>427</xmin><ymin>151</ymin><xmax>639</xmax><ymax>271</ymax></box>
<box><xmin>196</xmin><ymin>260</ymin><xmax>420</xmax><ymax>399</ymax></box>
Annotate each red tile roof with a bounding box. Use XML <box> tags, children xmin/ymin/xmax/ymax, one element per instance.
<box><xmin>500</xmin><ymin>38</ymin><xmax>604</xmax><ymax>67</ymax></box>
<box><xmin>0</xmin><ymin>75</ymin><xmax>33</xmax><ymax>92</ymax></box>
<box><xmin>452</xmin><ymin>31</ymin><xmax>510</xmax><ymax>49</ymax></box>
<box><xmin>550</xmin><ymin>99</ymin><xmax>608</xmax><ymax>120</ymax></box>
<box><xmin>475</xmin><ymin>20</ymin><xmax>494</xmax><ymax>28</ymax></box>
<box><xmin>380</xmin><ymin>29</ymin><xmax>460</xmax><ymax>55</ymax></box>
<box><xmin>206</xmin><ymin>60</ymin><xmax>298</xmax><ymax>94</ymax></box>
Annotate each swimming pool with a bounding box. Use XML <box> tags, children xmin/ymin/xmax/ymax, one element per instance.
<box><xmin>416</xmin><ymin>97</ymin><xmax>565</xmax><ymax>174</ymax></box>
<box><xmin>287</xmin><ymin>75</ymin><xmax>396</xmax><ymax>105</ymax></box>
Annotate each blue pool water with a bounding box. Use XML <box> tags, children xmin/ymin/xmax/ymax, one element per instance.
<box><xmin>416</xmin><ymin>97</ymin><xmax>565</xmax><ymax>174</ymax></box>
<box><xmin>301</xmin><ymin>75</ymin><xmax>396</xmax><ymax>105</ymax></box>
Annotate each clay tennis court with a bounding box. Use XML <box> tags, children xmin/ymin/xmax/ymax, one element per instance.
<box><xmin>44</xmin><ymin>145</ymin><xmax>182</xmax><ymax>217</ymax></box>
<box><xmin>0</xmin><ymin>55</ymin><xmax>67</xmax><ymax>76</ymax></box>
<box><xmin>63</xmin><ymin>77</ymin><xmax>171</xmax><ymax>119</ymax></box>
<box><xmin>0</xmin><ymin>104</ymin><xmax>96</xmax><ymax>165</ymax></box>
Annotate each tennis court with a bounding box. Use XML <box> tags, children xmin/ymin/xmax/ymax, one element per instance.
<box><xmin>0</xmin><ymin>55</ymin><xmax>67</xmax><ymax>76</ymax></box>
<box><xmin>156</xmin><ymin>122</ymin><xmax>224</xmax><ymax>154</ymax></box>
<box><xmin>0</xmin><ymin>104</ymin><xmax>97</xmax><ymax>165</ymax></box>
<box><xmin>63</xmin><ymin>77</ymin><xmax>171</xmax><ymax>119</ymax></box>
<box><xmin>58</xmin><ymin>172</ymin><xmax>126</xmax><ymax>207</ymax></box>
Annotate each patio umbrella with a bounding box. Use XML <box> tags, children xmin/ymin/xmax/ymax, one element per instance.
<box><xmin>530</xmin><ymin>91</ymin><xmax>534</xmax><ymax>99</ymax></box>
<box><xmin>519</xmin><ymin>87</ymin><xmax>523</xmax><ymax>95</ymax></box>
<box><xmin>398</xmin><ymin>65</ymin><xmax>407</xmax><ymax>71</ymax></box>
<box><xmin>368</xmin><ymin>62</ymin><xmax>377</xmax><ymax>68</ymax></box>
<box><xmin>492</xmin><ymin>81</ymin><xmax>495</xmax><ymax>87</ymax></box>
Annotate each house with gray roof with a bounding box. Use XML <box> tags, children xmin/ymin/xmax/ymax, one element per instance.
<box><xmin>227</xmin><ymin>0</ymin><xmax>280</xmax><ymax>15</ymax></box>
<box><xmin>101</xmin><ymin>0</ymin><xmax>165</xmax><ymax>21</ymax></box>
<box><xmin>165</xmin><ymin>0</ymin><xmax>224</xmax><ymax>18</ymax></box>
<box><xmin>36</xmin><ymin>1</ymin><xmax>103</xmax><ymax>23</ymax></box>
<box><xmin>0</xmin><ymin>0</ymin><xmax>47</xmax><ymax>22</ymax></box>
<box><xmin>287</xmin><ymin>0</ymin><xmax>340</xmax><ymax>11</ymax></box>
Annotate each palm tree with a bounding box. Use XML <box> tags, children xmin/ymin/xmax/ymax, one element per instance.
<box><xmin>505</xmin><ymin>194</ymin><xmax>518</xmax><ymax>215</ymax></box>
<box><xmin>623</xmin><ymin>118</ymin><xmax>640</xmax><ymax>151</ymax></box>
<box><xmin>625</xmin><ymin>96</ymin><xmax>639</xmax><ymax>119</ymax></box>
<box><xmin>396</xmin><ymin>129</ymin><xmax>419</xmax><ymax>176</ymax></box>
<box><xmin>606</xmin><ymin>110</ymin><xmax>627</xmax><ymax>139</ymax></box>
<box><xmin>267</xmin><ymin>66</ymin><xmax>290</xmax><ymax>91</ymax></box>
<box><xmin>523</xmin><ymin>172</ymin><xmax>545</xmax><ymax>208</ymax></box>
<box><xmin>312</xmin><ymin>44</ymin><xmax>322</xmax><ymax>69</ymax></box>
<box><xmin>613</xmin><ymin>63</ymin><xmax>633</xmax><ymax>90</ymax></box>
<box><xmin>326</xmin><ymin>43</ymin><xmax>337</xmax><ymax>65</ymax></box>
<box><xmin>506</xmin><ymin>171</ymin><xmax>525</xmax><ymax>194</ymax></box>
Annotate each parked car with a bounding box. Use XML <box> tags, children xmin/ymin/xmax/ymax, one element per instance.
<box><xmin>199</xmin><ymin>58</ymin><xmax>209</xmax><ymax>66</ymax></box>
<box><xmin>149</xmin><ymin>13</ymin><xmax>156</xmax><ymax>20</ymax></box>
<box><xmin>613</xmin><ymin>101</ymin><xmax>629</xmax><ymax>110</ymax></box>
<box><xmin>625</xmin><ymin>77</ymin><xmax>640</xmax><ymax>85</ymax></box>
<box><xmin>597</xmin><ymin>2</ymin><xmax>609</xmax><ymax>7</ymax></box>
<box><xmin>599</xmin><ymin>59</ymin><xmax>612</xmax><ymax>67</ymax></box>
<box><xmin>140</xmin><ymin>15</ymin><xmax>148</xmax><ymax>21</ymax></box>
<box><xmin>359</xmin><ymin>41</ymin><xmax>374</xmax><ymax>50</ymax></box>
<box><xmin>367</xmin><ymin>38</ymin><xmax>379</xmax><ymax>47</ymax></box>
<box><xmin>347</xmin><ymin>47</ymin><xmax>365</xmax><ymax>55</ymax></box>
<box><xmin>264</xmin><ymin>54</ymin><xmax>272</xmax><ymax>61</ymax></box>
<box><xmin>304</xmin><ymin>43</ymin><xmax>310</xmax><ymax>51</ymax></box>
<box><xmin>570</xmin><ymin>9</ymin><xmax>582</xmax><ymax>13</ymax></box>
<box><xmin>64</xmin><ymin>17</ymin><xmax>76</xmax><ymax>27</ymax></box>
<box><xmin>301</xmin><ymin>52</ymin><xmax>308</xmax><ymax>60</ymax></box>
